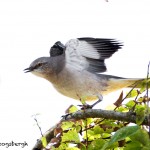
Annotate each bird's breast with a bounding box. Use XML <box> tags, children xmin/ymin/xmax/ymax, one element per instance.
<box><xmin>52</xmin><ymin>68</ymin><xmax>108</xmax><ymax>101</ymax></box>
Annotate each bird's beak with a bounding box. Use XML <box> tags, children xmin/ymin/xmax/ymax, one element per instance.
<box><xmin>24</xmin><ymin>67</ymin><xmax>34</xmax><ymax>73</ymax></box>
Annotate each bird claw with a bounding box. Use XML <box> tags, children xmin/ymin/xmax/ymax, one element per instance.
<box><xmin>78</xmin><ymin>99</ymin><xmax>102</xmax><ymax>110</ymax></box>
<box><xmin>61</xmin><ymin>113</ymin><xmax>72</xmax><ymax>120</ymax></box>
<box><xmin>78</xmin><ymin>103</ymin><xmax>93</xmax><ymax>110</ymax></box>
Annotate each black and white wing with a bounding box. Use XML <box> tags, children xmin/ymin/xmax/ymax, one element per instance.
<box><xmin>65</xmin><ymin>37</ymin><xmax>123</xmax><ymax>73</ymax></box>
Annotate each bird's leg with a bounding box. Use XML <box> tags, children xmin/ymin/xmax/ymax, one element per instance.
<box><xmin>78</xmin><ymin>95</ymin><xmax>103</xmax><ymax>109</ymax></box>
<box><xmin>90</xmin><ymin>95</ymin><xmax>103</xmax><ymax>108</ymax></box>
<box><xmin>78</xmin><ymin>96</ymin><xmax>92</xmax><ymax>109</ymax></box>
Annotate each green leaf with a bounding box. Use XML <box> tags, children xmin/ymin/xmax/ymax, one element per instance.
<box><xmin>114</xmin><ymin>147</ymin><xmax>124</xmax><ymax>150</ymax></box>
<box><xmin>69</xmin><ymin>105</ymin><xmax>78</xmax><ymax>113</ymax></box>
<box><xmin>102</xmin><ymin>133</ymin><xmax>112</xmax><ymax>139</ymax></box>
<box><xmin>41</xmin><ymin>136</ymin><xmax>47</xmax><ymax>148</ymax></box>
<box><xmin>85</xmin><ymin>129</ymin><xmax>95</xmax><ymax>140</ymax></box>
<box><xmin>101</xmin><ymin>126</ymin><xmax>139</xmax><ymax>150</ymax></box>
<box><xmin>136</xmin><ymin>111</ymin><xmax>145</xmax><ymax>125</ymax></box>
<box><xmin>83</xmin><ymin>125</ymin><xmax>104</xmax><ymax>140</ymax></box>
<box><xmin>124</xmin><ymin>141</ymin><xmax>142</xmax><ymax>150</ymax></box>
<box><xmin>93</xmin><ymin>125</ymin><xmax>104</xmax><ymax>134</ymax></box>
<box><xmin>62</xmin><ymin>130</ymin><xmax>80</xmax><ymax>143</ymax></box>
<box><xmin>125</xmin><ymin>100</ymin><xmax>135</xmax><ymax>109</ymax></box>
<box><xmin>129</xmin><ymin>128</ymin><xmax>150</xmax><ymax>147</ymax></box>
<box><xmin>83</xmin><ymin>118</ymin><xmax>93</xmax><ymax>126</ymax></box>
<box><xmin>135</xmin><ymin>105</ymin><xmax>146</xmax><ymax>125</ymax></box>
<box><xmin>75</xmin><ymin>125</ymin><xmax>82</xmax><ymax>133</ymax></box>
<box><xmin>137</xmin><ymin>97</ymin><xmax>144</xmax><ymax>102</ymax></box>
<box><xmin>116</xmin><ymin>106</ymin><xmax>128</xmax><ymax>112</ymax></box>
<box><xmin>66</xmin><ymin>148</ymin><xmax>80</xmax><ymax>150</ymax></box>
<box><xmin>56</xmin><ymin>143</ymin><xmax>68</xmax><ymax>150</ymax></box>
<box><xmin>127</xmin><ymin>90</ymin><xmax>138</xmax><ymax>98</ymax></box>
<box><xmin>61</xmin><ymin>121</ymin><xmax>74</xmax><ymax>131</ymax></box>
<box><xmin>80</xmin><ymin>96</ymin><xmax>87</xmax><ymax>104</ymax></box>
<box><xmin>88</xmin><ymin>139</ymin><xmax>105</xmax><ymax>150</ymax></box>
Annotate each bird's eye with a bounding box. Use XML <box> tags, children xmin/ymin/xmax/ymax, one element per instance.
<box><xmin>36</xmin><ymin>63</ymin><xmax>43</xmax><ymax>68</ymax></box>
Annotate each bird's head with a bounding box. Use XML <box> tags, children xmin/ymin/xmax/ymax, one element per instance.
<box><xmin>24</xmin><ymin>57</ymin><xmax>54</xmax><ymax>79</ymax></box>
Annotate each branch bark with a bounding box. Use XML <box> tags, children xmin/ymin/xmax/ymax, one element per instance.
<box><xmin>63</xmin><ymin>109</ymin><xmax>149</xmax><ymax>124</ymax></box>
<box><xmin>32</xmin><ymin>108</ymin><xmax>149</xmax><ymax>150</ymax></box>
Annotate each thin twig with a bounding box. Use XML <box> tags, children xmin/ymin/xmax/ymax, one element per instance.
<box><xmin>85</xmin><ymin>118</ymin><xmax>88</xmax><ymax>150</ymax></box>
<box><xmin>122</xmin><ymin>81</ymin><xmax>142</xmax><ymax>101</ymax></box>
<box><xmin>114</xmin><ymin>82</ymin><xmax>140</xmax><ymax>111</ymax></box>
<box><xmin>32</xmin><ymin>114</ymin><xmax>43</xmax><ymax>137</ymax></box>
<box><xmin>131</xmin><ymin>90</ymin><xmax>140</xmax><ymax>112</ymax></box>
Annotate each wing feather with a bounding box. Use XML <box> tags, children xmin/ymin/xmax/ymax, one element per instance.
<box><xmin>65</xmin><ymin>37</ymin><xmax>123</xmax><ymax>73</ymax></box>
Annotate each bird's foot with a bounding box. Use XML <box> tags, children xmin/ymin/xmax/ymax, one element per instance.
<box><xmin>78</xmin><ymin>98</ymin><xmax>103</xmax><ymax>110</ymax></box>
<box><xmin>61</xmin><ymin>113</ymin><xmax>72</xmax><ymax>120</ymax></box>
<box><xmin>78</xmin><ymin>103</ymin><xmax>93</xmax><ymax>109</ymax></box>
<box><xmin>90</xmin><ymin>98</ymin><xmax>103</xmax><ymax>108</ymax></box>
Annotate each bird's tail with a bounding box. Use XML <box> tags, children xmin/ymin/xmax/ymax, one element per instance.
<box><xmin>99</xmin><ymin>74</ymin><xmax>149</xmax><ymax>95</ymax></box>
<box><xmin>127</xmin><ymin>78</ymin><xmax>149</xmax><ymax>88</ymax></box>
<box><xmin>108</xmin><ymin>78</ymin><xmax>145</xmax><ymax>92</ymax></box>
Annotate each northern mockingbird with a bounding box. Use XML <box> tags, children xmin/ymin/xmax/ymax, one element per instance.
<box><xmin>24</xmin><ymin>37</ymin><xmax>142</xmax><ymax>102</ymax></box>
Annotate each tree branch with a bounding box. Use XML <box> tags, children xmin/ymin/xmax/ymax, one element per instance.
<box><xmin>63</xmin><ymin>109</ymin><xmax>149</xmax><ymax>125</ymax></box>
<box><xmin>32</xmin><ymin>108</ymin><xmax>149</xmax><ymax>150</ymax></box>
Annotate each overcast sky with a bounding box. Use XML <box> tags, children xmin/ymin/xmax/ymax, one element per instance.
<box><xmin>0</xmin><ymin>0</ymin><xmax>150</xmax><ymax>149</ymax></box>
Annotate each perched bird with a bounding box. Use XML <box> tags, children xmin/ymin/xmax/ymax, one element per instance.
<box><xmin>24</xmin><ymin>37</ymin><xmax>142</xmax><ymax>102</ymax></box>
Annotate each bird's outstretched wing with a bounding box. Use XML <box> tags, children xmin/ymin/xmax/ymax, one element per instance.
<box><xmin>50</xmin><ymin>41</ymin><xmax>65</xmax><ymax>57</ymax></box>
<box><xmin>65</xmin><ymin>37</ymin><xmax>123</xmax><ymax>73</ymax></box>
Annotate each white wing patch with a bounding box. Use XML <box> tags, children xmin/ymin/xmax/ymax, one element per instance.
<box><xmin>77</xmin><ymin>41</ymin><xmax>100</xmax><ymax>59</ymax></box>
<box><xmin>65</xmin><ymin>39</ymin><xmax>100</xmax><ymax>71</ymax></box>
